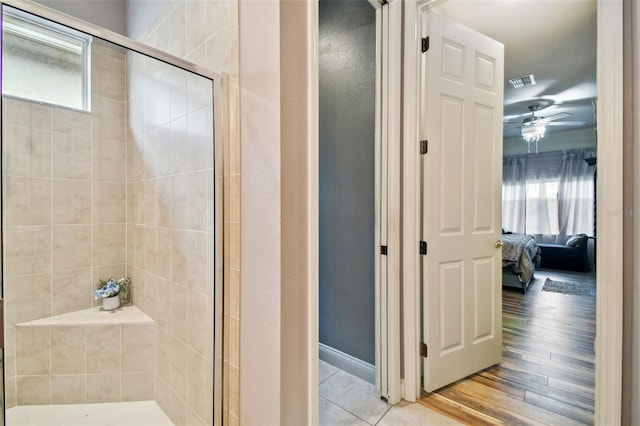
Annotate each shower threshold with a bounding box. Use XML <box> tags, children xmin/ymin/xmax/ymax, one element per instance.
<box><xmin>6</xmin><ymin>400</ymin><xmax>173</xmax><ymax>425</ymax></box>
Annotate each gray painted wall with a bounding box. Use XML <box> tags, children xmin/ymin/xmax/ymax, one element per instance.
<box><xmin>319</xmin><ymin>0</ymin><xmax>376</xmax><ymax>365</ymax></box>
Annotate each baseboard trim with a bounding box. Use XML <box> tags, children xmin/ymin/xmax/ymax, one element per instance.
<box><xmin>319</xmin><ymin>343</ymin><xmax>376</xmax><ymax>385</ymax></box>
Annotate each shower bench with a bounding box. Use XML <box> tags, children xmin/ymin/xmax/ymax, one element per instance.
<box><xmin>14</xmin><ymin>305</ymin><xmax>157</xmax><ymax>406</ymax></box>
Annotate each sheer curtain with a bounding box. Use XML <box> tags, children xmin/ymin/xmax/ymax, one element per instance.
<box><xmin>557</xmin><ymin>148</ymin><xmax>596</xmax><ymax>237</ymax></box>
<box><xmin>502</xmin><ymin>156</ymin><xmax>526</xmax><ymax>234</ymax></box>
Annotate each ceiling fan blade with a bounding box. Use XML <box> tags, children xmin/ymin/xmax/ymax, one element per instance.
<box><xmin>543</xmin><ymin>112</ymin><xmax>572</xmax><ymax>122</ymax></box>
<box><xmin>545</xmin><ymin>121</ymin><xmax>587</xmax><ymax>126</ymax></box>
<box><xmin>503</xmin><ymin>125</ymin><xmax>521</xmax><ymax>132</ymax></box>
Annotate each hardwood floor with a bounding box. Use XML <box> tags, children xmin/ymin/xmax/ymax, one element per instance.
<box><xmin>419</xmin><ymin>269</ymin><xmax>596</xmax><ymax>425</ymax></box>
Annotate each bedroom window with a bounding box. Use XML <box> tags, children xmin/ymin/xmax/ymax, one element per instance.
<box><xmin>2</xmin><ymin>6</ymin><xmax>92</xmax><ymax>111</ymax></box>
<box><xmin>525</xmin><ymin>180</ymin><xmax>560</xmax><ymax>235</ymax></box>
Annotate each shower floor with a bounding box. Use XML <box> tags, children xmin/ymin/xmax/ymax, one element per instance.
<box><xmin>6</xmin><ymin>401</ymin><xmax>173</xmax><ymax>425</ymax></box>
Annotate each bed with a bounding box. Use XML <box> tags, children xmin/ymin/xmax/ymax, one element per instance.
<box><xmin>502</xmin><ymin>233</ymin><xmax>541</xmax><ymax>293</ymax></box>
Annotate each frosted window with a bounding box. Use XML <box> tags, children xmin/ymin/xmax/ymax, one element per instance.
<box><xmin>2</xmin><ymin>6</ymin><xmax>91</xmax><ymax>111</ymax></box>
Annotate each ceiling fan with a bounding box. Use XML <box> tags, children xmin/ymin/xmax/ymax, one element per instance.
<box><xmin>503</xmin><ymin>103</ymin><xmax>586</xmax><ymax>153</ymax></box>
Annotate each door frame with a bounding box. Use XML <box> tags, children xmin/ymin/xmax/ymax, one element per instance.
<box><xmin>312</xmin><ymin>0</ymin><xmax>402</xmax><ymax>405</ymax></box>
<box><xmin>400</xmin><ymin>1</ymin><xmax>624</xmax><ymax>424</ymax></box>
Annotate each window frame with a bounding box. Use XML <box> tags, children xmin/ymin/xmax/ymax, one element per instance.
<box><xmin>2</xmin><ymin>5</ymin><xmax>92</xmax><ymax>111</ymax></box>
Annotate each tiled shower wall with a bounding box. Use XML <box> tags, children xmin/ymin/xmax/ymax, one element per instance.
<box><xmin>125</xmin><ymin>50</ymin><xmax>216</xmax><ymax>425</ymax></box>
<box><xmin>2</xmin><ymin>42</ymin><xmax>127</xmax><ymax>407</ymax></box>
<box><xmin>135</xmin><ymin>1</ymin><xmax>240</xmax><ymax>424</ymax></box>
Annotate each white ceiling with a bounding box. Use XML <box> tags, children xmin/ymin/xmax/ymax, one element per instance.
<box><xmin>433</xmin><ymin>0</ymin><xmax>597</xmax><ymax>139</ymax></box>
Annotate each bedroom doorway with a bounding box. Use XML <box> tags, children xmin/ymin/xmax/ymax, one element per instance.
<box><xmin>415</xmin><ymin>1</ymin><xmax>599</xmax><ymax>423</ymax></box>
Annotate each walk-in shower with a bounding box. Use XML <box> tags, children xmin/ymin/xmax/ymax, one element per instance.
<box><xmin>0</xmin><ymin>1</ymin><xmax>223</xmax><ymax>424</ymax></box>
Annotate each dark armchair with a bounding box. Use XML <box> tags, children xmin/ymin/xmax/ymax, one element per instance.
<box><xmin>538</xmin><ymin>233</ymin><xmax>590</xmax><ymax>272</ymax></box>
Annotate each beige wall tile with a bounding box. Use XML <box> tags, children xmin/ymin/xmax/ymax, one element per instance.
<box><xmin>93</xmin><ymin>41</ymin><xmax>125</xmax><ymax>61</ymax></box>
<box><xmin>171</xmin><ymin>174</ymin><xmax>188</xmax><ymax>229</ymax></box>
<box><xmin>171</xmin><ymin>283</ymin><xmax>188</xmax><ymax>343</ymax></box>
<box><xmin>94</xmin><ymin>96</ymin><xmax>126</xmax><ymax>142</ymax></box>
<box><xmin>187</xmin><ymin>231</ymin><xmax>207</xmax><ymax>293</ymax></box>
<box><xmin>4</xmin><ymin>274</ymin><xmax>51</xmax><ymax>327</ymax></box>
<box><xmin>143</xmin><ymin>179</ymin><xmax>158</xmax><ymax>226</ymax></box>
<box><xmin>127</xmin><ymin>140</ymin><xmax>144</xmax><ymax>183</ymax></box>
<box><xmin>51</xmin><ymin>326</ymin><xmax>86</xmax><ymax>374</ymax></box>
<box><xmin>187</xmin><ymin>290</ymin><xmax>207</xmax><ymax>355</ymax></box>
<box><xmin>52</xmin><ymin>108</ymin><xmax>92</xmax><ymax>137</ymax></box>
<box><xmin>52</xmin><ymin>268</ymin><xmax>92</xmax><ymax>316</ymax></box>
<box><xmin>156</xmin><ymin>127</ymin><xmax>172</xmax><ymax>177</ymax></box>
<box><xmin>188</xmin><ymin>171</ymin><xmax>208</xmax><ymax>231</ymax></box>
<box><xmin>94</xmin><ymin>182</ymin><xmax>126</xmax><ymax>223</ymax></box>
<box><xmin>168</xmin><ymin>3</ymin><xmax>186</xmax><ymax>58</ymax></box>
<box><xmin>205</xmin><ymin>27</ymin><xmax>230</xmax><ymax>74</ymax></box>
<box><xmin>121</xmin><ymin>373</ymin><xmax>155</xmax><ymax>401</ymax></box>
<box><xmin>86</xmin><ymin>374</ymin><xmax>121</xmax><ymax>403</ymax></box>
<box><xmin>186</xmin><ymin>75</ymin><xmax>211</xmax><ymax>117</ymax></box>
<box><xmin>4</xmin><ymin>226</ymin><xmax>51</xmax><ymax>277</ymax></box>
<box><xmin>170</xmin><ymin>392</ymin><xmax>188</xmax><ymax>426</ymax></box>
<box><xmin>171</xmin><ymin>229</ymin><xmax>188</xmax><ymax>284</ymax></box>
<box><xmin>186</xmin><ymin>408</ymin><xmax>207</xmax><ymax>426</ymax></box>
<box><xmin>16</xmin><ymin>326</ymin><xmax>50</xmax><ymax>375</ymax></box>
<box><xmin>31</xmin><ymin>104</ymin><xmax>52</xmax><ymax>131</ymax></box>
<box><xmin>121</xmin><ymin>324</ymin><xmax>157</xmax><ymax>373</ymax></box>
<box><xmin>53</xmin><ymin>179</ymin><xmax>91</xmax><ymax>224</ymax></box>
<box><xmin>156</xmin><ymin>177</ymin><xmax>172</xmax><ymax>228</ymax></box>
<box><xmin>93</xmin><ymin>224</ymin><xmax>126</xmax><ymax>267</ymax></box>
<box><xmin>156</xmin><ymin>277</ymin><xmax>172</xmax><ymax>330</ymax></box>
<box><xmin>170</xmin><ymin>336</ymin><xmax>188</xmax><ymax>400</ymax></box>
<box><xmin>155</xmin><ymin>377</ymin><xmax>173</xmax><ymax>419</ymax></box>
<box><xmin>17</xmin><ymin>375</ymin><xmax>50</xmax><ymax>405</ymax></box>
<box><xmin>5</xmin><ymin>326</ymin><xmax>16</xmax><ymax>378</ymax></box>
<box><xmin>6</xmin><ymin>377</ymin><xmax>17</xmax><ymax>409</ymax></box>
<box><xmin>156</xmin><ymin>227</ymin><xmax>172</xmax><ymax>279</ymax></box>
<box><xmin>4</xmin><ymin>177</ymin><xmax>52</xmax><ymax>226</ymax></box>
<box><xmin>157</xmin><ymin>327</ymin><xmax>172</xmax><ymax>384</ymax></box>
<box><xmin>205</xmin><ymin>0</ymin><xmax>230</xmax><ymax>40</ymax></box>
<box><xmin>186</xmin><ymin>348</ymin><xmax>210</xmax><ymax>422</ymax></box>
<box><xmin>144</xmin><ymin>227</ymin><xmax>158</xmax><ymax>274</ymax></box>
<box><xmin>52</xmin><ymin>132</ymin><xmax>92</xmax><ymax>180</ymax></box>
<box><xmin>52</xmin><ymin>225</ymin><xmax>92</xmax><ymax>271</ymax></box>
<box><xmin>170</xmin><ymin>117</ymin><xmax>189</xmax><ymax>174</ymax></box>
<box><xmin>86</xmin><ymin>325</ymin><xmax>121</xmax><ymax>374</ymax></box>
<box><xmin>51</xmin><ymin>375</ymin><xmax>86</xmax><ymax>404</ymax></box>
<box><xmin>4</xmin><ymin>126</ymin><xmax>51</xmax><ymax>178</ymax></box>
<box><xmin>5</xmin><ymin>98</ymin><xmax>32</xmax><ymax>127</ymax></box>
<box><xmin>94</xmin><ymin>140</ymin><xmax>126</xmax><ymax>183</ymax></box>
<box><xmin>93</xmin><ymin>52</ymin><xmax>126</xmax><ymax>102</ymax></box>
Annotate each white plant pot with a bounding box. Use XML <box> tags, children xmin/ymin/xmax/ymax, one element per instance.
<box><xmin>102</xmin><ymin>295</ymin><xmax>120</xmax><ymax>311</ymax></box>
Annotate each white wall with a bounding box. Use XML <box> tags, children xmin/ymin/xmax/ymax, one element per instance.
<box><xmin>34</xmin><ymin>0</ymin><xmax>127</xmax><ymax>35</ymax></box>
<box><xmin>125</xmin><ymin>0</ymin><xmax>171</xmax><ymax>39</ymax></box>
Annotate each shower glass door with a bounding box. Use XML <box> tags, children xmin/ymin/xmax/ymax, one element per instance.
<box><xmin>1</xmin><ymin>2</ymin><xmax>222</xmax><ymax>424</ymax></box>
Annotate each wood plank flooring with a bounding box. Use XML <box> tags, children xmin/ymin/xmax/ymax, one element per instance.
<box><xmin>419</xmin><ymin>269</ymin><xmax>596</xmax><ymax>425</ymax></box>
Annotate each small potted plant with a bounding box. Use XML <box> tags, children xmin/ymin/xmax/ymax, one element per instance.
<box><xmin>95</xmin><ymin>276</ymin><xmax>130</xmax><ymax>311</ymax></box>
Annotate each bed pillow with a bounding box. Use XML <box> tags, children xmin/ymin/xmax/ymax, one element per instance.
<box><xmin>566</xmin><ymin>234</ymin><xmax>586</xmax><ymax>248</ymax></box>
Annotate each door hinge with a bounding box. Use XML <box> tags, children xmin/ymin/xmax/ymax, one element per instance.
<box><xmin>420</xmin><ymin>241</ymin><xmax>427</xmax><ymax>255</ymax></box>
<box><xmin>422</xmin><ymin>37</ymin><xmax>430</xmax><ymax>53</ymax></box>
<box><xmin>420</xmin><ymin>140</ymin><xmax>428</xmax><ymax>155</ymax></box>
<box><xmin>420</xmin><ymin>342</ymin><xmax>428</xmax><ymax>358</ymax></box>
<box><xmin>381</xmin><ymin>245</ymin><xmax>388</xmax><ymax>256</ymax></box>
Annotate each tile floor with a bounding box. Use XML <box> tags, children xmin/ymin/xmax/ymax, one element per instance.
<box><xmin>6</xmin><ymin>400</ymin><xmax>173</xmax><ymax>426</ymax></box>
<box><xmin>319</xmin><ymin>360</ymin><xmax>462</xmax><ymax>425</ymax></box>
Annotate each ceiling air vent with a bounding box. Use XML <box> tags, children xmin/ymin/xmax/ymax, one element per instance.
<box><xmin>508</xmin><ymin>74</ymin><xmax>536</xmax><ymax>89</ymax></box>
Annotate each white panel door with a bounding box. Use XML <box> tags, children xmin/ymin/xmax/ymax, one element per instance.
<box><xmin>420</xmin><ymin>10</ymin><xmax>504</xmax><ymax>392</ymax></box>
